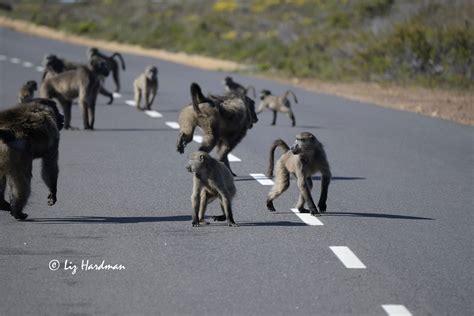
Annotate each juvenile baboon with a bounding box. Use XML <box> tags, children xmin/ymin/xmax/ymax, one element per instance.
<box><xmin>257</xmin><ymin>89</ymin><xmax>298</xmax><ymax>126</ymax></box>
<box><xmin>186</xmin><ymin>151</ymin><xmax>238</xmax><ymax>227</ymax></box>
<box><xmin>18</xmin><ymin>80</ymin><xmax>37</xmax><ymax>103</ymax></box>
<box><xmin>0</xmin><ymin>98</ymin><xmax>63</xmax><ymax>220</ymax></box>
<box><xmin>176</xmin><ymin>83</ymin><xmax>258</xmax><ymax>176</ymax></box>
<box><xmin>40</xmin><ymin>58</ymin><xmax>110</xmax><ymax>130</ymax></box>
<box><xmin>133</xmin><ymin>66</ymin><xmax>158</xmax><ymax>111</ymax></box>
<box><xmin>87</xmin><ymin>47</ymin><xmax>126</xmax><ymax>92</ymax></box>
<box><xmin>223</xmin><ymin>76</ymin><xmax>256</xmax><ymax>99</ymax></box>
<box><xmin>266</xmin><ymin>132</ymin><xmax>331</xmax><ymax>216</ymax></box>
<box><xmin>42</xmin><ymin>54</ymin><xmax>114</xmax><ymax>105</ymax></box>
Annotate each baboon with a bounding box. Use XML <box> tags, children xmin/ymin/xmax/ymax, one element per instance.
<box><xmin>266</xmin><ymin>132</ymin><xmax>331</xmax><ymax>216</ymax></box>
<box><xmin>87</xmin><ymin>47</ymin><xmax>126</xmax><ymax>92</ymax></box>
<box><xmin>257</xmin><ymin>89</ymin><xmax>298</xmax><ymax>127</ymax></box>
<box><xmin>40</xmin><ymin>58</ymin><xmax>110</xmax><ymax>130</ymax></box>
<box><xmin>0</xmin><ymin>98</ymin><xmax>63</xmax><ymax>220</ymax></box>
<box><xmin>42</xmin><ymin>54</ymin><xmax>114</xmax><ymax>105</ymax></box>
<box><xmin>133</xmin><ymin>66</ymin><xmax>158</xmax><ymax>111</ymax></box>
<box><xmin>176</xmin><ymin>83</ymin><xmax>258</xmax><ymax>176</ymax></box>
<box><xmin>186</xmin><ymin>151</ymin><xmax>238</xmax><ymax>227</ymax></box>
<box><xmin>18</xmin><ymin>80</ymin><xmax>37</xmax><ymax>103</ymax></box>
<box><xmin>222</xmin><ymin>76</ymin><xmax>256</xmax><ymax>99</ymax></box>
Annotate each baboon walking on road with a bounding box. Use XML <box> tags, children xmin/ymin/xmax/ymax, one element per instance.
<box><xmin>40</xmin><ymin>58</ymin><xmax>110</xmax><ymax>130</ymax></box>
<box><xmin>0</xmin><ymin>99</ymin><xmax>63</xmax><ymax>220</ymax></box>
<box><xmin>186</xmin><ymin>151</ymin><xmax>238</xmax><ymax>227</ymax></box>
<box><xmin>133</xmin><ymin>66</ymin><xmax>158</xmax><ymax>111</ymax></box>
<box><xmin>257</xmin><ymin>89</ymin><xmax>298</xmax><ymax>126</ymax></box>
<box><xmin>87</xmin><ymin>47</ymin><xmax>126</xmax><ymax>92</ymax></box>
<box><xmin>266</xmin><ymin>132</ymin><xmax>331</xmax><ymax>216</ymax></box>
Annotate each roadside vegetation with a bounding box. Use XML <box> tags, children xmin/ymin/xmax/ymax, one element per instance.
<box><xmin>1</xmin><ymin>0</ymin><xmax>473</xmax><ymax>91</ymax></box>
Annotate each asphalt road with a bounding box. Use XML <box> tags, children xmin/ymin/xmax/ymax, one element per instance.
<box><xmin>0</xmin><ymin>27</ymin><xmax>473</xmax><ymax>316</ymax></box>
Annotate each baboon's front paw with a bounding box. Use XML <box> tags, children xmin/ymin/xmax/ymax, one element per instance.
<box><xmin>318</xmin><ymin>203</ymin><xmax>327</xmax><ymax>213</ymax></box>
<box><xmin>310</xmin><ymin>207</ymin><xmax>321</xmax><ymax>216</ymax></box>
<box><xmin>297</xmin><ymin>208</ymin><xmax>310</xmax><ymax>213</ymax></box>
<box><xmin>266</xmin><ymin>200</ymin><xmax>276</xmax><ymax>212</ymax></box>
<box><xmin>47</xmin><ymin>193</ymin><xmax>57</xmax><ymax>206</ymax></box>
<box><xmin>199</xmin><ymin>220</ymin><xmax>210</xmax><ymax>225</ymax></box>
<box><xmin>212</xmin><ymin>215</ymin><xmax>226</xmax><ymax>222</ymax></box>
<box><xmin>177</xmin><ymin>144</ymin><xmax>185</xmax><ymax>154</ymax></box>
<box><xmin>228</xmin><ymin>222</ymin><xmax>239</xmax><ymax>227</ymax></box>
<box><xmin>13</xmin><ymin>212</ymin><xmax>28</xmax><ymax>220</ymax></box>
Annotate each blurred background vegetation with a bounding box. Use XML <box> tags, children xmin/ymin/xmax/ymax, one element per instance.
<box><xmin>2</xmin><ymin>0</ymin><xmax>473</xmax><ymax>90</ymax></box>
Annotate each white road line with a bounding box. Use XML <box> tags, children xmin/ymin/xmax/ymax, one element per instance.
<box><xmin>250</xmin><ymin>173</ymin><xmax>274</xmax><ymax>186</ymax></box>
<box><xmin>36</xmin><ymin>66</ymin><xmax>44</xmax><ymax>72</ymax></box>
<box><xmin>22</xmin><ymin>61</ymin><xmax>33</xmax><ymax>68</ymax></box>
<box><xmin>330</xmin><ymin>246</ymin><xmax>366</xmax><ymax>269</ymax></box>
<box><xmin>10</xmin><ymin>57</ymin><xmax>20</xmax><ymax>64</ymax></box>
<box><xmin>382</xmin><ymin>305</ymin><xmax>412</xmax><ymax>316</ymax></box>
<box><xmin>0</xmin><ymin>55</ymin><xmax>7</xmax><ymax>61</ymax></box>
<box><xmin>144</xmin><ymin>110</ymin><xmax>163</xmax><ymax>118</ymax></box>
<box><xmin>193</xmin><ymin>135</ymin><xmax>203</xmax><ymax>143</ymax></box>
<box><xmin>291</xmin><ymin>208</ymin><xmax>324</xmax><ymax>226</ymax></box>
<box><xmin>112</xmin><ymin>92</ymin><xmax>122</xmax><ymax>98</ymax></box>
<box><xmin>228</xmin><ymin>154</ymin><xmax>241</xmax><ymax>162</ymax></box>
<box><xmin>166</xmin><ymin>121</ymin><xmax>180</xmax><ymax>129</ymax></box>
<box><xmin>125</xmin><ymin>100</ymin><xmax>136</xmax><ymax>107</ymax></box>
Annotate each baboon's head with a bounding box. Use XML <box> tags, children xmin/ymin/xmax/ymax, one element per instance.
<box><xmin>145</xmin><ymin>66</ymin><xmax>158</xmax><ymax>80</ymax></box>
<box><xmin>26</xmin><ymin>80</ymin><xmax>37</xmax><ymax>91</ymax></box>
<box><xmin>291</xmin><ymin>132</ymin><xmax>317</xmax><ymax>155</ymax></box>
<box><xmin>186</xmin><ymin>151</ymin><xmax>209</xmax><ymax>173</ymax></box>
<box><xmin>260</xmin><ymin>89</ymin><xmax>272</xmax><ymax>100</ymax></box>
<box><xmin>43</xmin><ymin>55</ymin><xmax>64</xmax><ymax>73</ymax></box>
<box><xmin>90</xmin><ymin>59</ymin><xmax>110</xmax><ymax>77</ymax></box>
<box><xmin>87</xmin><ymin>47</ymin><xmax>99</xmax><ymax>59</ymax></box>
<box><xmin>223</xmin><ymin>76</ymin><xmax>233</xmax><ymax>85</ymax></box>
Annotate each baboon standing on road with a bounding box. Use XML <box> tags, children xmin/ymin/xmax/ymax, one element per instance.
<box><xmin>186</xmin><ymin>151</ymin><xmax>238</xmax><ymax>227</ymax></box>
<box><xmin>266</xmin><ymin>132</ymin><xmax>331</xmax><ymax>216</ymax></box>
<box><xmin>133</xmin><ymin>66</ymin><xmax>158</xmax><ymax>111</ymax></box>
<box><xmin>257</xmin><ymin>89</ymin><xmax>298</xmax><ymax>126</ymax></box>
<box><xmin>87</xmin><ymin>47</ymin><xmax>126</xmax><ymax>92</ymax></box>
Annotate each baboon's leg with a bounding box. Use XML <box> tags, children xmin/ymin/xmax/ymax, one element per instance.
<box><xmin>266</xmin><ymin>165</ymin><xmax>290</xmax><ymax>212</ymax></box>
<box><xmin>295</xmin><ymin>168</ymin><xmax>319</xmax><ymax>216</ymax></box>
<box><xmin>198</xmin><ymin>192</ymin><xmax>217</xmax><ymax>224</ymax></box>
<box><xmin>176</xmin><ymin>125</ymin><xmax>195</xmax><ymax>154</ymax></box>
<box><xmin>0</xmin><ymin>176</ymin><xmax>11</xmax><ymax>212</ymax></box>
<box><xmin>99</xmin><ymin>85</ymin><xmax>114</xmax><ymax>105</ymax></box>
<box><xmin>255</xmin><ymin>102</ymin><xmax>266</xmax><ymax>114</ymax></box>
<box><xmin>61</xmin><ymin>101</ymin><xmax>74</xmax><ymax>130</ymax></box>
<box><xmin>191</xmin><ymin>179</ymin><xmax>202</xmax><ymax>227</ymax></box>
<box><xmin>112</xmin><ymin>67</ymin><xmax>120</xmax><ymax>92</ymax></box>
<box><xmin>198</xmin><ymin>124</ymin><xmax>219</xmax><ymax>153</ymax></box>
<box><xmin>80</xmin><ymin>99</ymin><xmax>90</xmax><ymax>130</ymax></box>
<box><xmin>219</xmin><ymin>194</ymin><xmax>238</xmax><ymax>227</ymax></box>
<box><xmin>145</xmin><ymin>88</ymin><xmax>151</xmax><ymax>110</ymax></box>
<box><xmin>41</xmin><ymin>149</ymin><xmax>59</xmax><ymax>206</ymax></box>
<box><xmin>88</xmin><ymin>98</ymin><xmax>96</xmax><ymax>130</ymax></box>
<box><xmin>8</xmin><ymin>169</ymin><xmax>32</xmax><ymax>220</ymax></box>
<box><xmin>148</xmin><ymin>89</ymin><xmax>156</xmax><ymax>110</ymax></box>
<box><xmin>217</xmin><ymin>143</ymin><xmax>237</xmax><ymax>176</ymax></box>
<box><xmin>134</xmin><ymin>86</ymin><xmax>142</xmax><ymax>111</ymax></box>
<box><xmin>317</xmin><ymin>169</ymin><xmax>331</xmax><ymax>213</ymax></box>
<box><xmin>212</xmin><ymin>203</ymin><xmax>227</xmax><ymax>222</ymax></box>
<box><xmin>271</xmin><ymin>110</ymin><xmax>277</xmax><ymax>125</ymax></box>
<box><xmin>296</xmin><ymin>177</ymin><xmax>313</xmax><ymax>213</ymax></box>
<box><xmin>289</xmin><ymin>110</ymin><xmax>296</xmax><ymax>127</ymax></box>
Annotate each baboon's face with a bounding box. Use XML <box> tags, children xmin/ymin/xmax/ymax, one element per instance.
<box><xmin>45</xmin><ymin>56</ymin><xmax>64</xmax><ymax>73</ymax></box>
<box><xmin>27</xmin><ymin>81</ymin><xmax>37</xmax><ymax>91</ymax></box>
<box><xmin>146</xmin><ymin>67</ymin><xmax>157</xmax><ymax>80</ymax></box>
<box><xmin>291</xmin><ymin>132</ymin><xmax>316</xmax><ymax>155</ymax></box>
<box><xmin>260</xmin><ymin>89</ymin><xmax>271</xmax><ymax>100</ymax></box>
<box><xmin>88</xmin><ymin>47</ymin><xmax>98</xmax><ymax>58</ymax></box>
<box><xmin>186</xmin><ymin>151</ymin><xmax>207</xmax><ymax>173</ymax></box>
<box><xmin>224</xmin><ymin>77</ymin><xmax>233</xmax><ymax>85</ymax></box>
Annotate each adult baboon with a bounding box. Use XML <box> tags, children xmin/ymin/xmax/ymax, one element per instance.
<box><xmin>176</xmin><ymin>83</ymin><xmax>258</xmax><ymax>176</ymax></box>
<box><xmin>87</xmin><ymin>47</ymin><xmax>126</xmax><ymax>92</ymax></box>
<box><xmin>18</xmin><ymin>80</ymin><xmax>37</xmax><ymax>103</ymax></box>
<box><xmin>42</xmin><ymin>54</ymin><xmax>114</xmax><ymax>105</ymax></box>
<box><xmin>266</xmin><ymin>132</ymin><xmax>331</xmax><ymax>216</ymax></box>
<box><xmin>257</xmin><ymin>89</ymin><xmax>298</xmax><ymax>127</ymax></box>
<box><xmin>186</xmin><ymin>151</ymin><xmax>238</xmax><ymax>227</ymax></box>
<box><xmin>0</xmin><ymin>98</ymin><xmax>63</xmax><ymax>220</ymax></box>
<box><xmin>133</xmin><ymin>66</ymin><xmax>158</xmax><ymax>111</ymax></box>
<box><xmin>222</xmin><ymin>76</ymin><xmax>256</xmax><ymax>99</ymax></box>
<box><xmin>40</xmin><ymin>58</ymin><xmax>110</xmax><ymax>130</ymax></box>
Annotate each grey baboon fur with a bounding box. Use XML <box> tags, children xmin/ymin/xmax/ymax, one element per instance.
<box><xmin>266</xmin><ymin>132</ymin><xmax>331</xmax><ymax>216</ymax></box>
<box><xmin>257</xmin><ymin>89</ymin><xmax>298</xmax><ymax>126</ymax></box>
<box><xmin>186</xmin><ymin>151</ymin><xmax>238</xmax><ymax>227</ymax></box>
<box><xmin>0</xmin><ymin>99</ymin><xmax>63</xmax><ymax>220</ymax></box>
<box><xmin>40</xmin><ymin>58</ymin><xmax>110</xmax><ymax>130</ymax></box>
<box><xmin>87</xmin><ymin>47</ymin><xmax>126</xmax><ymax>92</ymax></box>
<box><xmin>133</xmin><ymin>66</ymin><xmax>158</xmax><ymax>111</ymax></box>
<box><xmin>18</xmin><ymin>80</ymin><xmax>37</xmax><ymax>103</ymax></box>
<box><xmin>176</xmin><ymin>83</ymin><xmax>258</xmax><ymax>176</ymax></box>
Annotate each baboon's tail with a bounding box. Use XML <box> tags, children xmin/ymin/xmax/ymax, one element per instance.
<box><xmin>267</xmin><ymin>139</ymin><xmax>290</xmax><ymax>178</ymax></box>
<box><xmin>190</xmin><ymin>82</ymin><xmax>208</xmax><ymax>114</ymax></box>
<box><xmin>284</xmin><ymin>90</ymin><xmax>298</xmax><ymax>104</ymax></box>
<box><xmin>111</xmin><ymin>52</ymin><xmax>126</xmax><ymax>71</ymax></box>
<box><xmin>246</xmin><ymin>86</ymin><xmax>256</xmax><ymax>99</ymax></box>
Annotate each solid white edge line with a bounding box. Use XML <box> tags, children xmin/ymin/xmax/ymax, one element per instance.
<box><xmin>166</xmin><ymin>122</ymin><xmax>180</xmax><ymax>129</ymax></box>
<box><xmin>249</xmin><ymin>173</ymin><xmax>274</xmax><ymax>186</ymax></box>
<box><xmin>291</xmin><ymin>208</ymin><xmax>324</xmax><ymax>226</ymax></box>
<box><xmin>228</xmin><ymin>154</ymin><xmax>241</xmax><ymax>162</ymax></box>
<box><xmin>329</xmin><ymin>246</ymin><xmax>366</xmax><ymax>269</ymax></box>
<box><xmin>382</xmin><ymin>305</ymin><xmax>412</xmax><ymax>316</ymax></box>
<box><xmin>193</xmin><ymin>135</ymin><xmax>203</xmax><ymax>143</ymax></box>
<box><xmin>125</xmin><ymin>100</ymin><xmax>136</xmax><ymax>106</ymax></box>
<box><xmin>144</xmin><ymin>110</ymin><xmax>163</xmax><ymax>118</ymax></box>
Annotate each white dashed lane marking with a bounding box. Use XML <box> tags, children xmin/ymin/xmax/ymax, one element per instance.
<box><xmin>144</xmin><ymin>110</ymin><xmax>163</xmax><ymax>118</ymax></box>
<box><xmin>112</xmin><ymin>92</ymin><xmax>122</xmax><ymax>98</ymax></box>
<box><xmin>125</xmin><ymin>100</ymin><xmax>136</xmax><ymax>107</ymax></box>
<box><xmin>228</xmin><ymin>154</ymin><xmax>241</xmax><ymax>162</ymax></box>
<box><xmin>36</xmin><ymin>66</ymin><xmax>44</xmax><ymax>72</ymax></box>
<box><xmin>22</xmin><ymin>61</ymin><xmax>33</xmax><ymax>68</ymax></box>
<box><xmin>249</xmin><ymin>173</ymin><xmax>274</xmax><ymax>186</ymax></box>
<box><xmin>291</xmin><ymin>208</ymin><xmax>324</xmax><ymax>226</ymax></box>
<box><xmin>166</xmin><ymin>121</ymin><xmax>180</xmax><ymax>129</ymax></box>
<box><xmin>330</xmin><ymin>246</ymin><xmax>367</xmax><ymax>269</ymax></box>
<box><xmin>0</xmin><ymin>55</ymin><xmax>7</xmax><ymax>61</ymax></box>
<box><xmin>10</xmin><ymin>57</ymin><xmax>20</xmax><ymax>64</ymax></box>
<box><xmin>193</xmin><ymin>135</ymin><xmax>203</xmax><ymax>143</ymax></box>
<box><xmin>382</xmin><ymin>305</ymin><xmax>412</xmax><ymax>316</ymax></box>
